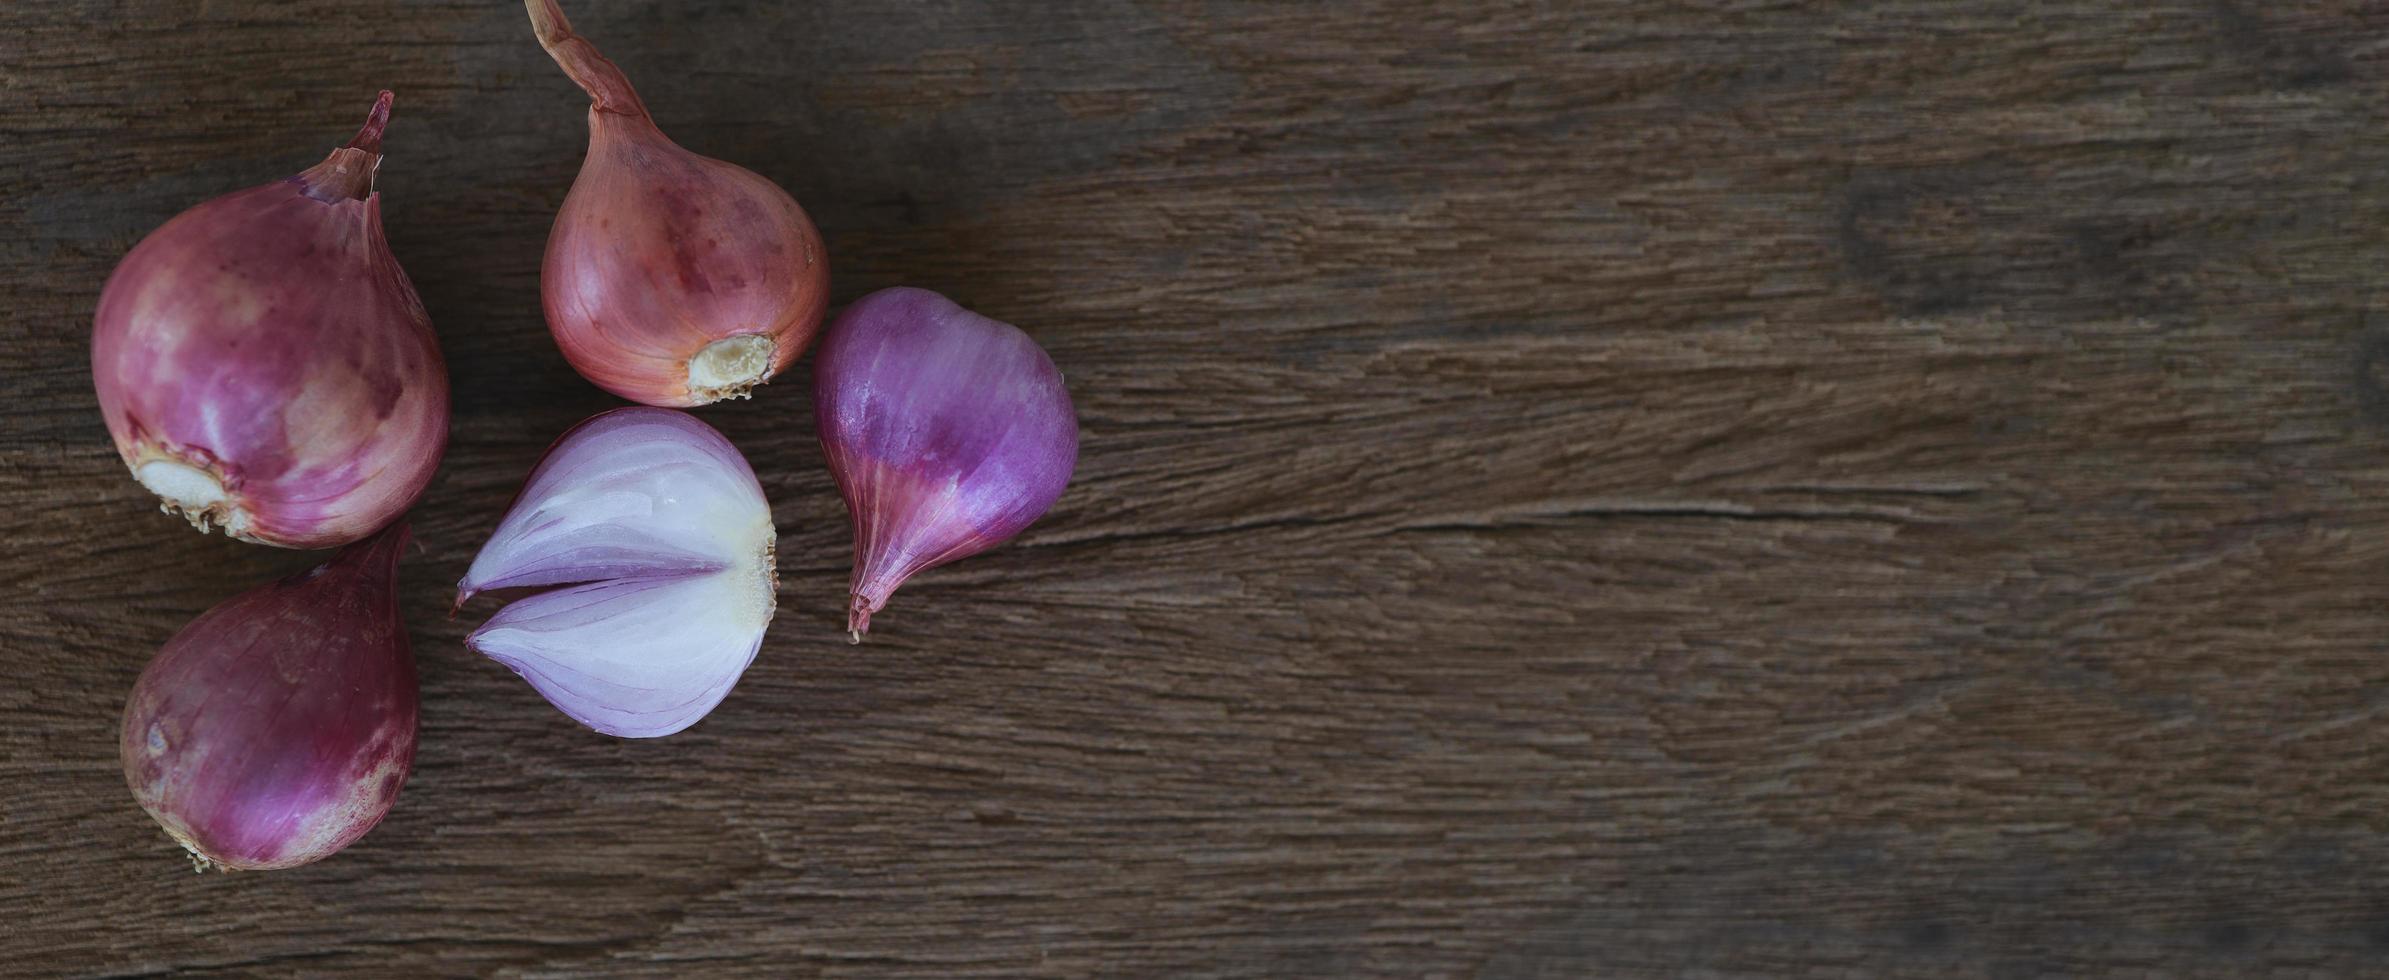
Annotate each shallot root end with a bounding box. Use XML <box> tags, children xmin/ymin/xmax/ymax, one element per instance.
<box><xmin>687</xmin><ymin>335</ymin><xmax>775</xmax><ymax>405</ymax></box>
<box><xmin>136</xmin><ymin>458</ymin><xmax>258</xmax><ymax>543</ymax></box>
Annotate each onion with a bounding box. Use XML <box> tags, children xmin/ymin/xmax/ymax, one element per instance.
<box><xmin>120</xmin><ymin>524</ymin><xmax>419</xmax><ymax>871</ymax></box>
<box><xmin>458</xmin><ymin>407</ymin><xmax>776</xmax><ymax>737</ymax></box>
<box><xmin>814</xmin><ymin>288</ymin><xmax>1078</xmax><ymax>639</ymax></box>
<box><xmin>91</xmin><ymin>92</ymin><xmax>450</xmax><ymax>550</ymax></box>
<box><xmin>524</xmin><ymin>0</ymin><xmax>830</xmax><ymax>407</ymax></box>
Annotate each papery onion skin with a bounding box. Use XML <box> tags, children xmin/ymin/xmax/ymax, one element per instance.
<box><xmin>814</xmin><ymin>287</ymin><xmax>1078</xmax><ymax>638</ymax></box>
<box><xmin>460</xmin><ymin>407</ymin><xmax>777</xmax><ymax>738</ymax></box>
<box><xmin>527</xmin><ymin>0</ymin><xmax>829</xmax><ymax>407</ymax></box>
<box><xmin>121</xmin><ymin>524</ymin><xmax>419</xmax><ymax>872</ymax></box>
<box><xmin>90</xmin><ymin>92</ymin><xmax>449</xmax><ymax>550</ymax></box>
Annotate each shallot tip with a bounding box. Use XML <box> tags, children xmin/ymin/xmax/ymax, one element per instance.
<box><xmin>847</xmin><ymin>594</ymin><xmax>874</xmax><ymax>641</ymax></box>
<box><xmin>347</xmin><ymin>90</ymin><xmax>395</xmax><ymax>153</ymax></box>
<box><xmin>524</xmin><ymin>0</ymin><xmax>647</xmax><ymax>117</ymax></box>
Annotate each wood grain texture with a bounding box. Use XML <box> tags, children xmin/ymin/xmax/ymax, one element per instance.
<box><xmin>6</xmin><ymin>0</ymin><xmax>2389</xmax><ymax>975</ymax></box>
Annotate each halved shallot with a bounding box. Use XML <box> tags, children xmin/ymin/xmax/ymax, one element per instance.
<box><xmin>459</xmin><ymin>408</ymin><xmax>776</xmax><ymax>737</ymax></box>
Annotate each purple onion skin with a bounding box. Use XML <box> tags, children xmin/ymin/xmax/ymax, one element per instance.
<box><xmin>91</xmin><ymin>92</ymin><xmax>450</xmax><ymax>549</ymax></box>
<box><xmin>120</xmin><ymin>524</ymin><xmax>419</xmax><ymax>871</ymax></box>
<box><xmin>814</xmin><ymin>288</ymin><xmax>1078</xmax><ymax>636</ymax></box>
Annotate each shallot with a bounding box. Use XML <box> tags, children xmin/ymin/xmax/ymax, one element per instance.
<box><xmin>121</xmin><ymin>524</ymin><xmax>418</xmax><ymax>871</ymax></box>
<box><xmin>525</xmin><ymin>0</ymin><xmax>829</xmax><ymax>407</ymax></box>
<box><xmin>459</xmin><ymin>408</ymin><xmax>777</xmax><ymax>737</ymax></box>
<box><xmin>92</xmin><ymin>91</ymin><xmax>449</xmax><ymax>549</ymax></box>
<box><xmin>815</xmin><ymin>288</ymin><xmax>1078</xmax><ymax>639</ymax></box>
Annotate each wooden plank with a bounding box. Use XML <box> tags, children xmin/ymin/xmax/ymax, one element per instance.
<box><xmin>5</xmin><ymin>0</ymin><xmax>2389</xmax><ymax>974</ymax></box>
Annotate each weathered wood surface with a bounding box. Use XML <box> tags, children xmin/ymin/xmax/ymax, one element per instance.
<box><xmin>6</xmin><ymin>0</ymin><xmax>2389</xmax><ymax>975</ymax></box>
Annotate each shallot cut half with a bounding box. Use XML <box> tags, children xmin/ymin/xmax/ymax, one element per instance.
<box><xmin>815</xmin><ymin>288</ymin><xmax>1078</xmax><ymax>639</ymax></box>
<box><xmin>92</xmin><ymin>91</ymin><xmax>449</xmax><ymax>549</ymax></box>
<box><xmin>459</xmin><ymin>408</ymin><xmax>776</xmax><ymax>738</ymax></box>
<box><xmin>525</xmin><ymin>0</ymin><xmax>828</xmax><ymax>407</ymax></box>
<box><xmin>121</xmin><ymin>524</ymin><xmax>419</xmax><ymax>871</ymax></box>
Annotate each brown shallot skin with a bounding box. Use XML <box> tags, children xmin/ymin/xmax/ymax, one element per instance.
<box><xmin>528</xmin><ymin>0</ymin><xmax>829</xmax><ymax>406</ymax></box>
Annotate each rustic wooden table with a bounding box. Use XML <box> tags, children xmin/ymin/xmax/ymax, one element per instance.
<box><xmin>7</xmin><ymin>0</ymin><xmax>2389</xmax><ymax>975</ymax></box>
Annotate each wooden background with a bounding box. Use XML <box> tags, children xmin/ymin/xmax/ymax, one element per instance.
<box><xmin>5</xmin><ymin>0</ymin><xmax>2389</xmax><ymax>975</ymax></box>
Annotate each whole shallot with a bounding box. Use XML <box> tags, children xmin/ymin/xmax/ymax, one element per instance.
<box><xmin>525</xmin><ymin>0</ymin><xmax>829</xmax><ymax>407</ymax></box>
<box><xmin>91</xmin><ymin>91</ymin><xmax>449</xmax><ymax>549</ymax></box>
<box><xmin>121</xmin><ymin>524</ymin><xmax>419</xmax><ymax>871</ymax></box>
<box><xmin>815</xmin><ymin>288</ymin><xmax>1078</xmax><ymax>639</ymax></box>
